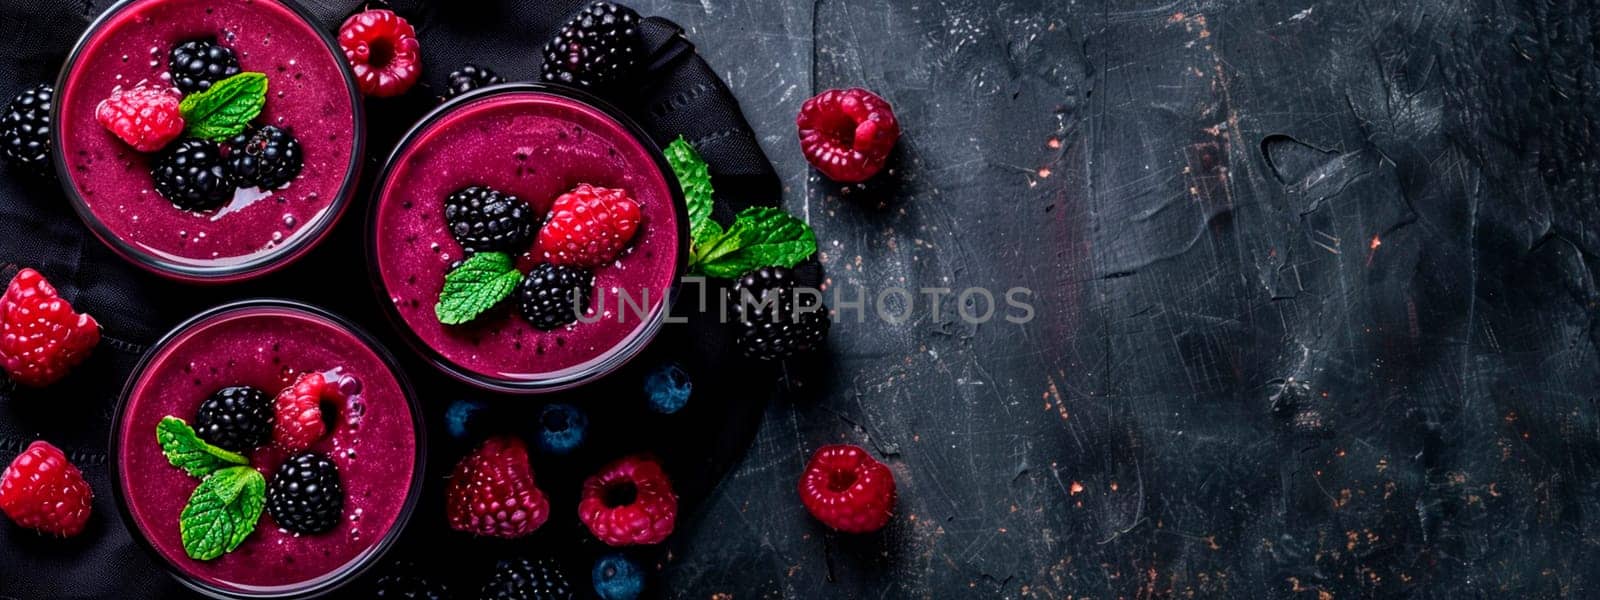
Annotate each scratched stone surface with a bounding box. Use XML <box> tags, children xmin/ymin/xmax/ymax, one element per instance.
<box><xmin>1</xmin><ymin>0</ymin><xmax>1598</xmax><ymax>598</ymax></box>
<box><xmin>642</xmin><ymin>0</ymin><xmax>1600</xmax><ymax>598</ymax></box>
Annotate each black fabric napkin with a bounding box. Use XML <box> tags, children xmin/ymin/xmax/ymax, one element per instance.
<box><xmin>0</xmin><ymin>1</ymin><xmax>780</xmax><ymax>597</ymax></box>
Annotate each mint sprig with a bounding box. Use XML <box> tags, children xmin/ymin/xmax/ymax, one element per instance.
<box><xmin>179</xmin><ymin>466</ymin><xmax>266</xmax><ymax>561</ymax></box>
<box><xmin>436</xmin><ymin>252</ymin><xmax>522</xmax><ymax>325</ymax></box>
<box><xmin>694</xmin><ymin>207</ymin><xmax>817</xmax><ymax>278</ymax></box>
<box><xmin>666</xmin><ymin>138</ymin><xmax>818</xmax><ymax>278</ymax></box>
<box><xmin>665</xmin><ymin>136</ymin><xmax>717</xmax><ymax>242</ymax></box>
<box><xmin>179</xmin><ymin>72</ymin><xmax>268</xmax><ymax>141</ymax></box>
<box><xmin>157</xmin><ymin>416</ymin><xmax>249</xmax><ymax>479</ymax></box>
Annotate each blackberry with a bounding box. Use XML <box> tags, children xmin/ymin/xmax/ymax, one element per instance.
<box><xmin>224</xmin><ymin>125</ymin><xmax>303</xmax><ymax>189</ymax></box>
<box><xmin>443</xmin><ymin>186</ymin><xmax>536</xmax><ymax>254</ymax></box>
<box><xmin>266</xmin><ymin>451</ymin><xmax>344</xmax><ymax>535</ymax></box>
<box><xmin>373</xmin><ymin>563</ymin><xmax>451</xmax><ymax>600</ymax></box>
<box><xmin>151</xmin><ymin>138</ymin><xmax>235</xmax><ymax>211</ymax></box>
<box><xmin>730</xmin><ymin>267</ymin><xmax>830</xmax><ymax>360</ymax></box>
<box><xmin>194</xmin><ymin>386</ymin><xmax>273</xmax><ymax>452</ymax></box>
<box><xmin>168</xmin><ymin>40</ymin><xmax>242</xmax><ymax>95</ymax></box>
<box><xmin>481</xmin><ymin>558</ymin><xmax>574</xmax><ymax>600</ymax></box>
<box><xmin>516</xmin><ymin>263</ymin><xmax>593</xmax><ymax>330</ymax></box>
<box><xmin>0</xmin><ymin>83</ymin><xmax>53</xmax><ymax>173</ymax></box>
<box><xmin>441</xmin><ymin>64</ymin><xmax>505</xmax><ymax>102</ymax></box>
<box><xmin>540</xmin><ymin>1</ymin><xmax>644</xmax><ymax>91</ymax></box>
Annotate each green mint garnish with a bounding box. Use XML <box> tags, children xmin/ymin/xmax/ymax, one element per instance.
<box><xmin>668</xmin><ymin>137</ymin><xmax>818</xmax><ymax>277</ymax></box>
<box><xmin>179</xmin><ymin>465</ymin><xmax>266</xmax><ymax>561</ymax></box>
<box><xmin>692</xmin><ymin>207</ymin><xmax>817</xmax><ymax>278</ymax></box>
<box><xmin>664</xmin><ymin>136</ymin><xmax>717</xmax><ymax>242</ymax></box>
<box><xmin>178</xmin><ymin>72</ymin><xmax>268</xmax><ymax>141</ymax></box>
<box><xmin>435</xmin><ymin>252</ymin><xmax>522</xmax><ymax>325</ymax></box>
<box><xmin>157</xmin><ymin>416</ymin><xmax>249</xmax><ymax>479</ymax></box>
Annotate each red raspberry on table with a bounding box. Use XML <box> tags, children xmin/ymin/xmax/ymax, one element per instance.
<box><xmin>798</xmin><ymin>444</ymin><xmax>895</xmax><ymax>533</ymax></box>
<box><xmin>579</xmin><ymin>454</ymin><xmax>677</xmax><ymax>546</ymax></box>
<box><xmin>535</xmin><ymin>184</ymin><xmax>642</xmax><ymax>268</ymax></box>
<box><xmin>445</xmin><ymin>436</ymin><xmax>549</xmax><ymax>539</ymax></box>
<box><xmin>0</xmin><ymin>441</ymin><xmax>93</xmax><ymax>537</ymax></box>
<box><xmin>0</xmin><ymin>268</ymin><xmax>100</xmax><ymax>387</ymax></box>
<box><xmin>94</xmin><ymin>84</ymin><xmax>183</xmax><ymax>153</ymax></box>
<box><xmin>796</xmin><ymin>88</ymin><xmax>900</xmax><ymax>183</ymax></box>
<box><xmin>339</xmin><ymin>9</ymin><xmax>422</xmax><ymax>98</ymax></box>
<box><xmin>273</xmin><ymin>372</ymin><xmax>328</xmax><ymax>451</ymax></box>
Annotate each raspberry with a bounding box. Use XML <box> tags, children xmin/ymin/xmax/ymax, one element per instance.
<box><xmin>0</xmin><ymin>268</ymin><xmax>100</xmax><ymax>387</ymax></box>
<box><xmin>94</xmin><ymin>84</ymin><xmax>184</xmax><ymax>153</ymax></box>
<box><xmin>444</xmin><ymin>185</ymin><xmax>537</xmax><ymax>255</ymax></box>
<box><xmin>445</xmin><ymin>436</ymin><xmax>550</xmax><ymax>539</ymax></box>
<box><xmin>798</xmin><ymin>444</ymin><xmax>894</xmax><ymax>533</ymax></box>
<box><xmin>533</xmin><ymin>403</ymin><xmax>587</xmax><ymax>456</ymax></box>
<box><xmin>591</xmin><ymin>553</ymin><xmax>644</xmax><ymax>600</ymax></box>
<box><xmin>515</xmin><ymin>263</ymin><xmax>594</xmax><ymax>331</ymax></box>
<box><xmin>194</xmin><ymin>385</ymin><xmax>273</xmax><ymax>452</ymax></box>
<box><xmin>0</xmin><ymin>441</ymin><xmax>93</xmax><ymax>537</ymax></box>
<box><xmin>442</xmin><ymin>63</ymin><xmax>505</xmax><ymax>102</ymax></box>
<box><xmin>796</xmin><ymin>88</ymin><xmax>900</xmax><ymax>183</ymax></box>
<box><xmin>151</xmin><ymin>138</ymin><xmax>236</xmax><ymax>211</ymax></box>
<box><xmin>224</xmin><ymin>125</ymin><xmax>303</xmax><ymax>190</ymax></box>
<box><xmin>481</xmin><ymin>557</ymin><xmax>573</xmax><ymax>600</ymax></box>
<box><xmin>266</xmin><ymin>451</ymin><xmax>344</xmax><ymax>534</ymax></box>
<box><xmin>730</xmin><ymin>266</ymin><xmax>829</xmax><ymax>360</ymax></box>
<box><xmin>535</xmin><ymin>184</ymin><xmax>641</xmax><ymax>268</ymax></box>
<box><xmin>168</xmin><ymin>39</ymin><xmax>241</xmax><ymax>95</ymax></box>
<box><xmin>1</xmin><ymin>83</ymin><xmax>54</xmax><ymax>173</ymax></box>
<box><xmin>578</xmin><ymin>455</ymin><xmax>676</xmax><ymax>546</ymax></box>
<box><xmin>273</xmin><ymin>372</ymin><xmax>329</xmax><ymax>452</ymax></box>
<box><xmin>339</xmin><ymin>9</ymin><xmax>422</xmax><ymax>98</ymax></box>
<box><xmin>540</xmin><ymin>1</ymin><xmax>644</xmax><ymax>92</ymax></box>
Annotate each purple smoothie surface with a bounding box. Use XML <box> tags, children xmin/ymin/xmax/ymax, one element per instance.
<box><xmin>374</xmin><ymin>91</ymin><xmax>680</xmax><ymax>383</ymax></box>
<box><xmin>58</xmin><ymin>0</ymin><xmax>357</xmax><ymax>275</ymax></box>
<box><xmin>117</xmin><ymin>305</ymin><xmax>415</xmax><ymax>593</ymax></box>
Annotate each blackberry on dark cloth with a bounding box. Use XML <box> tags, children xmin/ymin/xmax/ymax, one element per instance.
<box><xmin>540</xmin><ymin>1</ymin><xmax>644</xmax><ymax>91</ymax></box>
<box><xmin>730</xmin><ymin>266</ymin><xmax>830</xmax><ymax>360</ymax></box>
<box><xmin>0</xmin><ymin>83</ymin><xmax>53</xmax><ymax>172</ymax></box>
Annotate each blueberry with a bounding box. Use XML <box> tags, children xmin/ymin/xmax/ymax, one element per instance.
<box><xmin>643</xmin><ymin>362</ymin><xmax>691</xmax><ymax>414</ymax></box>
<box><xmin>591</xmin><ymin>553</ymin><xmax>643</xmax><ymax>600</ymax></box>
<box><xmin>445</xmin><ymin>399</ymin><xmax>487</xmax><ymax>439</ymax></box>
<box><xmin>534</xmin><ymin>403</ymin><xmax>587</xmax><ymax>455</ymax></box>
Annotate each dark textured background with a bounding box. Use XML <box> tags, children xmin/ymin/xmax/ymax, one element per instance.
<box><xmin>3</xmin><ymin>0</ymin><xmax>1600</xmax><ymax>598</ymax></box>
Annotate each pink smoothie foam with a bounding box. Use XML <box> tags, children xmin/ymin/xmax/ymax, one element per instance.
<box><xmin>57</xmin><ymin>0</ymin><xmax>358</xmax><ymax>277</ymax></box>
<box><xmin>117</xmin><ymin>305</ymin><xmax>415</xmax><ymax>594</ymax></box>
<box><xmin>374</xmin><ymin>91</ymin><xmax>680</xmax><ymax>384</ymax></box>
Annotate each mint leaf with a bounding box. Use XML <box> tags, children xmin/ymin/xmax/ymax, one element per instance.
<box><xmin>157</xmin><ymin>416</ymin><xmax>248</xmax><ymax>479</ymax></box>
<box><xmin>664</xmin><ymin>136</ymin><xmax>716</xmax><ymax>244</ymax></box>
<box><xmin>179</xmin><ymin>72</ymin><xmax>268</xmax><ymax>141</ymax></box>
<box><xmin>179</xmin><ymin>466</ymin><xmax>266</xmax><ymax>561</ymax></box>
<box><xmin>435</xmin><ymin>252</ymin><xmax>521</xmax><ymax>325</ymax></box>
<box><xmin>695</xmin><ymin>207</ymin><xmax>817</xmax><ymax>278</ymax></box>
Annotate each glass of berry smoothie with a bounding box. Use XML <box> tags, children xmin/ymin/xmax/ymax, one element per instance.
<box><xmin>369</xmin><ymin>83</ymin><xmax>687</xmax><ymax>393</ymax></box>
<box><xmin>110</xmin><ymin>299</ymin><xmax>423</xmax><ymax>599</ymax></box>
<box><xmin>53</xmin><ymin>0</ymin><xmax>363</xmax><ymax>283</ymax></box>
